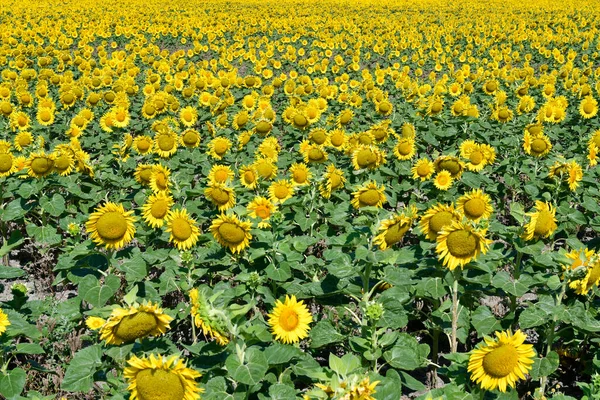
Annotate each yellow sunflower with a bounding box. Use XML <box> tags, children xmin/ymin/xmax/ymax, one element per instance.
<box><xmin>207</xmin><ymin>165</ymin><xmax>234</xmax><ymax>184</ymax></box>
<box><xmin>0</xmin><ymin>308</ymin><xmax>10</xmax><ymax>335</ymax></box>
<box><xmin>436</xmin><ymin>220</ymin><xmax>491</xmax><ymax>270</ymax></box>
<box><xmin>134</xmin><ymin>164</ymin><xmax>154</xmax><ymax>186</ymax></box>
<box><xmin>419</xmin><ymin>203</ymin><xmax>462</xmax><ymax>241</ymax></box>
<box><xmin>26</xmin><ymin>151</ymin><xmax>55</xmax><ymax>178</ymax></box>
<box><xmin>374</xmin><ymin>206</ymin><xmax>418</xmax><ymax>250</ymax></box>
<box><xmin>319</xmin><ymin>164</ymin><xmax>346</xmax><ymax>199</ymax></box>
<box><xmin>100</xmin><ymin>302</ymin><xmax>173</xmax><ymax>345</ymax></box>
<box><xmin>150</xmin><ymin>165</ymin><xmax>171</xmax><ymax>194</ymax></box>
<box><xmin>351</xmin><ymin>181</ymin><xmax>387</xmax><ymax>209</ymax></box>
<box><xmin>393</xmin><ymin>138</ymin><xmax>416</xmax><ymax>161</ymax></box>
<box><xmin>523</xmin><ymin>201</ymin><xmax>558</xmax><ymax>241</ymax></box>
<box><xmin>204</xmin><ymin>183</ymin><xmax>236</xmax><ymax>211</ymax></box>
<box><xmin>207</xmin><ymin>137</ymin><xmax>232</xmax><ymax>160</ymax></box>
<box><xmin>165</xmin><ymin>209</ymin><xmax>200</xmax><ymax>251</ymax></box>
<box><xmin>133</xmin><ymin>135</ymin><xmax>154</xmax><ymax>155</ymax></box>
<box><xmin>14</xmin><ymin>131</ymin><xmax>33</xmax><ymax>151</ymax></box>
<box><xmin>433</xmin><ymin>170</ymin><xmax>453</xmax><ymax>191</ymax></box>
<box><xmin>411</xmin><ymin>158</ymin><xmax>435</xmax><ymax>181</ymax></box>
<box><xmin>180</xmin><ymin>129</ymin><xmax>201</xmax><ymax>149</ymax></box>
<box><xmin>52</xmin><ymin>150</ymin><xmax>75</xmax><ymax>176</ymax></box>
<box><xmin>351</xmin><ymin>145</ymin><xmax>385</xmax><ymax>170</ymax></box>
<box><xmin>289</xmin><ymin>163</ymin><xmax>312</xmax><ymax>186</ymax></box>
<box><xmin>247</xmin><ymin>197</ymin><xmax>277</xmax><ymax>228</ymax></box>
<box><xmin>579</xmin><ymin>96</ymin><xmax>598</xmax><ymax>119</ymax></box>
<box><xmin>142</xmin><ymin>192</ymin><xmax>174</xmax><ymax>228</ymax></box>
<box><xmin>253</xmin><ymin>157</ymin><xmax>277</xmax><ymax>180</ymax></box>
<box><xmin>563</xmin><ymin>248</ymin><xmax>600</xmax><ymax>295</ymax></box>
<box><xmin>434</xmin><ymin>156</ymin><xmax>464</xmax><ymax>178</ymax></box>
<box><xmin>154</xmin><ymin>130</ymin><xmax>179</xmax><ymax>158</ymax></box>
<box><xmin>468</xmin><ymin>330</ymin><xmax>535</xmax><ymax>393</ymax></box>
<box><xmin>269</xmin><ymin>179</ymin><xmax>295</xmax><ymax>204</ymax></box>
<box><xmin>0</xmin><ymin>151</ymin><xmax>17</xmax><ymax>178</ymax></box>
<box><xmin>124</xmin><ymin>354</ymin><xmax>203</xmax><ymax>400</ymax></box>
<box><xmin>85</xmin><ymin>316</ymin><xmax>106</xmax><ymax>331</ymax></box>
<box><xmin>268</xmin><ymin>295</ymin><xmax>313</xmax><ymax>344</ymax></box>
<box><xmin>179</xmin><ymin>106</ymin><xmax>198</xmax><ymax>127</ymax></box>
<box><xmin>523</xmin><ymin>132</ymin><xmax>552</xmax><ymax>157</ymax></box>
<box><xmin>456</xmin><ymin>190</ymin><xmax>493</xmax><ymax>222</ymax></box>
<box><xmin>86</xmin><ymin>202</ymin><xmax>137</xmax><ymax>250</ymax></box>
<box><xmin>328</xmin><ymin>129</ymin><xmax>347</xmax><ymax>150</ymax></box>
<box><xmin>239</xmin><ymin>165</ymin><xmax>259</xmax><ymax>189</ymax></box>
<box><xmin>300</xmin><ymin>141</ymin><xmax>328</xmax><ymax>164</ymax></box>
<box><xmin>210</xmin><ymin>214</ymin><xmax>252</xmax><ymax>254</ymax></box>
<box><xmin>189</xmin><ymin>288</ymin><xmax>230</xmax><ymax>345</ymax></box>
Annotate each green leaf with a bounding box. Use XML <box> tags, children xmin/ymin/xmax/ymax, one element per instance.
<box><xmin>118</xmin><ymin>256</ymin><xmax>147</xmax><ymax>283</ymax></box>
<box><xmin>264</xmin><ymin>343</ymin><xmax>303</xmax><ymax>364</ymax></box>
<box><xmin>0</xmin><ymin>368</ymin><xmax>27</xmax><ymax>400</ymax></box>
<box><xmin>225</xmin><ymin>346</ymin><xmax>268</xmax><ymax>386</ymax></box>
<box><xmin>470</xmin><ymin>306</ymin><xmax>501</xmax><ymax>337</ymax></box>
<box><xmin>79</xmin><ymin>274</ymin><xmax>120</xmax><ymax>308</ymax></box>
<box><xmin>529</xmin><ymin>351</ymin><xmax>559</xmax><ymax>379</ymax></box>
<box><xmin>310</xmin><ymin>320</ymin><xmax>345</xmax><ymax>348</ymax></box>
<box><xmin>519</xmin><ymin>304</ymin><xmax>549</xmax><ymax>329</ymax></box>
<box><xmin>267</xmin><ymin>383</ymin><xmax>296</xmax><ymax>399</ymax></box>
<box><xmin>26</xmin><ymin>224</ymin><xmax>62</xmax><ymax>246</ymax></box>
<box><xmin>15</xmin><ymin>343</ymin><xmax>45</xmax><ymax>355</ymax></box>
<box><xmin>40</xmin><ymin>194</ymin><xmax>66</xmax><ymax>217</ymax></box>
<box><xmin>0</xmin><ymin>265</ymin><xmax>24</xmax><ymax>279</ymax></box>
<box><xmin>383</xmin><ymin>333</ymin><xmax>428</xmax><ymax>370</ymax></box>
<box><xmin>61</xmin><ymin>345</ymin><xmax>103</xmax><ymax>392</ymax></box>
<box><xmin>329</xmin><ymin>353</ymin><xmax>361</xmax><ymax>377</ymax></box>
<box><xmin>491</xmin><ymin>271</ymin><xmax>529</xmax><ymax>297</ymax></box>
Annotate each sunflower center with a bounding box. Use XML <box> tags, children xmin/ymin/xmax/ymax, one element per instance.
<box><xmin>340</xmin><ymin>112</ymin><xmax>352</xmax><ymax>124</ymax></box>
<box><xmin>482</xmin><ymin>344</ymin><xmax>520</xmax><ymax>378</ymax></box>
<box><xmin>311</xmin><ymin>130</ymin><xmax>327</xmax><ymax>144</ymax></box>
<box><xmin>214</xmin><ymin>170</ymin><xmax>229</xmax><ymax>182</ymax></box>
<box><xmin>308</xmin><ymin>148</ymin><xmax>325</xmax><ymax>161</ymax></box>
<box><xmin>18</xmin><ymin>135</ymin><xmax>31</xmax><ymax>147</ymax></box>
<box><xmin>151</xmin><ymin>199</ymin><xmax>169</xmax><ymax>219</ymax></box>
<box><xmin>358</xmin><ymin>134</ymin><xmax>373</xmax><ymax>145</ymax></box>
<box><xmin>293</xmin><ymin>169</ymin><xmax>307</xmax><ymax>183</ymax></box>
<box><xmin>593</xmin><ymin>135</ymin><xmax>600</xmax><ymax>148</ymax></box>
<box><xmin>397</xmin><ymin>142</ymin><xmax>412</xmax><ymax>156</ymax></box>
<box><xmin>135</xmin><ymin>368</ymin><xmax>185</xmax><ymax>400</ymax></box>
<box><xmin>256</xmin><ymin>121</ymin><xmax>271</xmax><ymax>133</ymax></box>
<box><xmin>531</xmin><ymin>138</ymin><xmax>547</xmax><ymax>154</ymax></box>
<box><xmin>584</xmin><ymin>103</ymin><xmax>595</xmax><ymax>114</ymax></box>
<box><xmin>137</xmin><ymin>139</ymin><xmax>151</xmax><ymax>152</ymax></box>
<box><xmin>236</xmin><ymin>114</ymin><xmax>249</xmax><ymax>126</ymax></box>
<box><xmin>417</xmin><ymin>163</ymin><xmax>431</xmax><ymax>177</ymax></box>
<box><xmin>534</xmin><ymin>210</ymin><xmax>553</xmax><ymax>236</ymax></box>
<box><xmin>359</xmin><ymin>189</ymin><xmax>380</xmax><ymax>206</ymax></box>
<box><xmin>356</xmin><ymin>149</ymin><xmax>377</xmax><ymax>167</ymax></box>
<box><xmin>96</xmin><ymin>211</ymin><xmax>129</xmax><ymax>240</ymax></box>
<box><xmin>139</xmin><ymin>168</ymin><xmax>152</xmax><ymax>183</ymax></box>
<box><xmin>171</xmin><ymin>218</ymin><xmax>192</xmax><ymax>241</ymax></box>
<box><xmin>384</xmin><ymin>222</ymin><xmax>409</xmax><ymax>246</ymax></box>
<box><xmin>431</xmin><ymin>102</ymin><xmax>442</xmax><ymax>113</ymax></box>
<box><xmin>54</xmin><ymin>155</ymin><xmax>71</xmax><ymax>171</ymax></box>
<box><xmin>498</xmin><ymin>109</ymin><xmax>509</xmax><ymax>120</ymax></box>
<box><xmin>218</xmin><ymin>222</ymin><xmax>246</xmax><ymax>245</ymax></box>
<box><xmin>157</xmin><ymin>135</ymin><xmax>175</xmax><ymax>151</ymax></box>
<box><xmin>429</xmin><ymin>211</ymin><xmax>454</xmax><ymax>233</ymax></box>
<box><xmin>379</xmin><ymin>101</ymin><xmax>391</xmax><ymax>113</ymax></box>
<box><xmin>469</xmin><ymin>151</ymin><xmax>484</xmax><ymax>165</ymax></box>
<box><xmin>0</xmin><ymin>153</ymin><xmax>13</xmax><ymax>172</ymax></box>
<box><xmin>255</xmin><ymin>206</ymin><xmax>271</xmax><ymax>219</ymax></box>
<box><xmin>144</xmin><ymin>104</ymin><xmax>156</xmax><ymax>115</ymax></box>
<box><xmin>244</xmin><ymin>170</ymin><xmax>256</xmax><ymax>183</ymax></box>
<box><xmin>114</xmin><ymin>311</ymin><xmax>158</xmax><ymax>342</ymax></box>
<box><xmin>31</xmin><ymin>157</ymin><xmax>53</xmax><ymax>175</ymax></box>
<box><xmin>154</xmin><ymin>173</ymin><xmax>167</xmax><ymax>190</ymax></box>
<box><xmin>182</xmin><ymin>131</ymin><xmax>199</xmax><ymax>146</ymax></box>
<box><xmin>214</xmin><ymin>141</ymin><xmax>228</xmax><ymax>155</ymax></box>
<box><xmin>446</xmin><ymin>230</ymin><xmax>478</xmax><ymax>258</ymax></box>
<box><xmin>210</xmin><ymin>188</ymin><xmax>231</xmax><ymax>205</ymax></box>
<box><xmin>586</xmin><ymin>263</ymin><xmax>600</xmax><ymax>291</ymax></box>
<box><xmin>279</xmin><ymin>308</ymin><xmax>299</xmax><ymax>331</ymax></box>
<box><xmin>464</xmin><ymin>198</ymin><xmax>486</xmax><ymax>219</ymax></box>
<box><xmin>294</xmin><ymin>114</ymin><xmax>308</xmax><ymax>127</ymax></box>
<box><xmin>438</xmin><ymin>159</ymin><xmax>460</xmax><ymax>175</ymax></box>
<box><xmin>329</xmin><ymin>173</ymin><xmax>342</xmax><ymax>189</ymax></box>
<box><xmin>330</xmin><ymin>132</ymin><xmax>344</xmax><ymax>146</ymax></box>
<box><xmin>273</xmin><ymin>185</ymin><xmax>290</xmax><ymax>199</ymax></box>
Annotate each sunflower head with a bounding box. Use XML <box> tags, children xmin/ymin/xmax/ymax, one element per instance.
<box><xmin>523</xmin><ymin>201</ymin><xmax>558</xmax><ymax>241</ymax></box>
<box><xmin>100</xmin><ymin>302</ymin><xmax>173</xmax><ymax>345</ymax></box>
<box><xmin>86</xmin><ymin>202</ymin><xmax>136</xmax><ymax>250</ymax></box>
<box><xmin>210</xmin><ymin>214</ymin><xmax>252</xmax><ymax>254</ymax></box>
<box><xmin>268</xmin><ymin>295</ymin><xmax>313</xmax><ymax>344</ymax></box>
<box><xmin>456</xmin><ymin>190</ymin><xmax>493</xmax><ymax>222</ymax></box>
<box><xmin>351</xmin><ymin>181</ymin><xmax>387</xmax><ymax>209</ymax></box>
<box><xmin>436</xmin><ymin>220</ymin><xmax>491</xmax><ymax>270</ymax></box>
<box><xmin>189</xmin><ymin>288</ymin><xmax>230</xmax><ymax>345</ymax></box>
<box><xmin>166</xmin><ymin>209</ymin><xmax>200</xmax><ymax>251</ymax></box>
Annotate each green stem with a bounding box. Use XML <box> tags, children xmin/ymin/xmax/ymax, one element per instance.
<box><xmin>510</xmin><ymin>251</ymin><xmax>523</xmax><ymax>315</ymax></box>
<box><xmin>451</xmin><ymin>269</ymin><xmax>460</xmax><ymax>353</ymax></box>
<box><xmin>370</xmin><ymin>326</ymin><xmax>378</xmax><ymax>371</ymax></box>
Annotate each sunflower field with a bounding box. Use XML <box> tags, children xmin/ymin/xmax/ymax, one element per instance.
<box><xmin>4</xmin><ymin>0</ymin><xmax>600</xmax><ymax>399</ymax></box>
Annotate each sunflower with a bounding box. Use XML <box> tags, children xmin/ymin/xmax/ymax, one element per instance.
<box><xmin>0</xmin><ymin>308</ymin><xmax>10</xmax><ymax>335</ymax></box>
<box><xmin>189</xmin><ymin>288</ymin><xmax>230</xmax><ymax>345</ymax></box>
<box><xmin>351</xmin><ymin>181</ymin><xmax>387</xmax><ymax>209</ymax></box>
<box><xmin>566</xmin><ymin>161</ymin><xmax>584</xmax><ymax>191</ymax></box>
<box><xmin>399</xmin><ymin>122</ymin><xmax>416</xmax><ymax>139</ymax></box>
<box><xmin>14</xmin><ymin>131</ymin><xmax>33</xmax><ymax>151</ymax></box>
<box><xmin>579</xmin><ymin>96</ymin><xmax>598</xmax><ymax>119</ymax></box>
<box><xmin>301</xmin><ymin>141</ymin><xmax>328</xmax><ymax>164</ymax></box>
<box><xmin>36</xmin><ymin>107</ymin><xmax>55</xmax><ymax>126</ymax></box>
<box><xmin>319</xmin><ymin>164</ymin><xmax>346</xmax><ymax>199</ymax></box>
<box><xmin>112</xmin><ymin>107</ymin><xmax>130</xmax><ymax>128</ymax></box>
<box><xmin>523</xmin><ymin>132</ymin><xmax>552</xmax><ymax>157</ymax></box>
<box><xmin>268</xmin><ymin>180</ymin><xmax>295</xmax><ymax>204</ymax></box>
<box><xmin>434</xmin><ymin>156</ymin><xmax>464</xmax><ymax>178</ymax></box>
<box><xmin>468</xmin><ymin>330</ymin><xmax>535</xmax><ymax>393</ymax></box>
<box><xmin>165</xmin><ymin>209</ymin><xmax>200</xmax><ymax>251</ymax></box>
<box><xmin>411</xmin><ymin>158</ymin><xmax>435</xmax><ymax>181</ymax></box>
<box><xmin>523</xmin><ymin>201</ymin><xmax>558</xmax><ymax>241</ymax></box>
<box><xmin>210</xmin><ymin>214</ymin><xmax>252</xmax><ymax>254</ymax></box>
<box><xmin>86</xmin><ymin>202</ymin><xmax>137</xmax><ymax>250</ymax></box>
<box><xmin>247</xmin><ymin>197</ymin><xmax>277</xmax><ymax>228</ymax></box>
<box><xmin>456</xmin><ymin>190</ymin><xmax>493</xmax><ymax>222</ymax></box>
<box><xmin>0</xmin><ymin>152</ymin><xmax>17</xmax><ymax>178</ymax></box>
<box><xmin>374</xmin><ymin>207</ymin><xmax>418</xmax><ymax>250</ymax></box>
<box><xmin>239</xmin><ymin>165</ymin><xmax>259</xmax><ymax>189</ymax></box>
<box><xmin>135</xmin><ymin>164</ymin><xmax>154</xmax><ymax>186</ymax></box>
<box><xmin>419</xmin><ymin>203</ymin><xmax>461</xmax><ymax>241</ymax></box>
<box><xmin>328</xmin><ymin>129</ymin><xmax>347</xmax><ymax>150</ymax></box>
<box><xmin>268</xmin><ymin>295</ymin><xmax>313</xmax><ymax>344</ymax></box>
<box><xmin>142</xmin><ymin>192</ymin><xmax>174</xmax><ymax>228</ymax></box>
<box><xmin>352</xmin><ymin>144</ymin><xmax>385</xmax><ymax>171</ymax></box>
<box><xmin>337</xmin><ymin>109</ymin><xmax>354</xmax><ymax>128</ymax></box>
<box><xmin>436</xmin><ymin>220</ymin><xmax>491</xmax><ymax>270</ymax></box>
<box><xmin>133</xmin><ymin>136</ymin><xmax>154</xmax><ymax>154</ymax></box>
<box><xmin>433</xmin><ymin>170</ymin><xmax>453</xmax><ymax>191</ymax></box>
<box><xmin>207</xmin><ymin>137</ymin><xmax>232</xmax><ymax>160</ymax></box>
<box><xmin>393</xmin><ymin>138</ymin><xmax>416</xmax><ymax>161</ymax></box>
<box><xmin>26</xmin><ymin>152</ymin><xmax>55</xmax><ymax>178</ymax></box>
<box><xmin>100</xmin><ymin>302</ymin><xmax>173</xmax><ymax>345</ymax></box>
<box><xmin>563</xmin><ymin>248</ymin><xmax>600</xmax><ymax>295</ymax></box>
<box><xmin>154</xmin><ymin>130</ymin><xmax>179</xmax><ymax>158</ymax></box>
<box><xmin>253</xmin><ymin>157</ymin><xmax>277</xmax><ymax>180</ymax></box>
<box><xmin>204</xmin><ymin>183</ymin><xmax>236</xmax><ymax>211</ymax></box>
<box><xmin>124</xmin><ymin>354</ymin><xmax>203</xmax><ymax>400</ymax></box>
<box><xmin>180</xmin><ymin>129</ymin><xmax>200</xmax><ymax>148</ymax></box>
<box><xmin>179</xmin><ymin>106</ymin><xmax>198</xmax><ymax>127</ymax></box>
<box><xmin>207</xmin><ymin>165</ymin><xmax>234</xmax><ymax>184</ymax></box>
<box><xmin>150</xmin><ymin>165</ymin><xmax>171</xmax><ymax>194</ymax></box>
<box><xmin>52</xmin><ymin>150</ymin><xmax>74</xmax><ymax>176</ymax></box>
<box><xmin>85</xmin><ymin>316</ymin><xmax>106</xmax><ymax>331</ymax></box>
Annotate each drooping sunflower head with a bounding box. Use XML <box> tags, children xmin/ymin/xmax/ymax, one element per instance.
<box><xmin>86</xmin><ymin>202</ymin><xmax>137</xmax><ymax>250</ymax></box>
<box><xmin>210</xmin><ymin>213</ymin><xmax>252</xmax><ymax>254</ymax></box>
<box><xmin>523</xmin><ymin>201</ymin><xmax>558</xmax><ymax>241</ymax></box>
<box><xmin>436</xmin><ymin>219</ymin><xmax>491</xmax><ymax>270</ymax></box>
<box><xmin>456</xmin><ymin>189</ymin><xmax>493</xmax><ymax>222</ymax></box>
<box><xmin>165</xmin><ymin>208</ymin><xmax>200</xmax><ymax>251</ymax></box>
<box><xmin>351</xmin><ymin>181</ymin><xmax>387</xmax><ymax>209</ymax></box>
<box><xmin>468</xmin><ymin>329</ymin><xmax>535</xmax><ymax>393</ymax></box>
<box><xmin>268</xmin><ymin>295</ymin><xmax>313</xmax><ymax>344</ymax></box>
<box><xmin>124</xmin><ymin>354</ymin><xmax>203</xmax><ymax>400</ymax></box>
<box><xmin>142</xmin><ymin>192</ymin><xmax>174</xmax><ymax>229</ymax></box>
<box><xmin>319</xmin><ymin>164</ymin><xmax>346</xmax><ymax>199</ymax></box>
<box><xmin>189</xmin><ymin>288</ymin><xmax>230</xmax><ymax>345</ymax></box>
<box><xmin>374</xmin><ymin>206</ymin><xmax>418</xmax><ymax>251</ymax></box>
<box><xmin>434</xmin><ymin>155</ymin><xmax>464</xmax><ymax>178</ymax></box>
<box><xmin>52</xmin><ymin>150</ymin><xmax>74</xmax><ymax>176</ymax></box>
<box><xmin>100</xmin><ymin>302</ymin><xmax>173</xmax><ymax>345</ymax></box>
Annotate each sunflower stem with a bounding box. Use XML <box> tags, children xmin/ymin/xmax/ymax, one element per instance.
<box><xmin>509</xmin><ymin>251</ymin><xmax>523</xmax><ymax>315</ymax></box>
<box><xmin>451</xmin><ymin>268</ymin><xmax>461</xmax><ymax>353</ymax></box>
